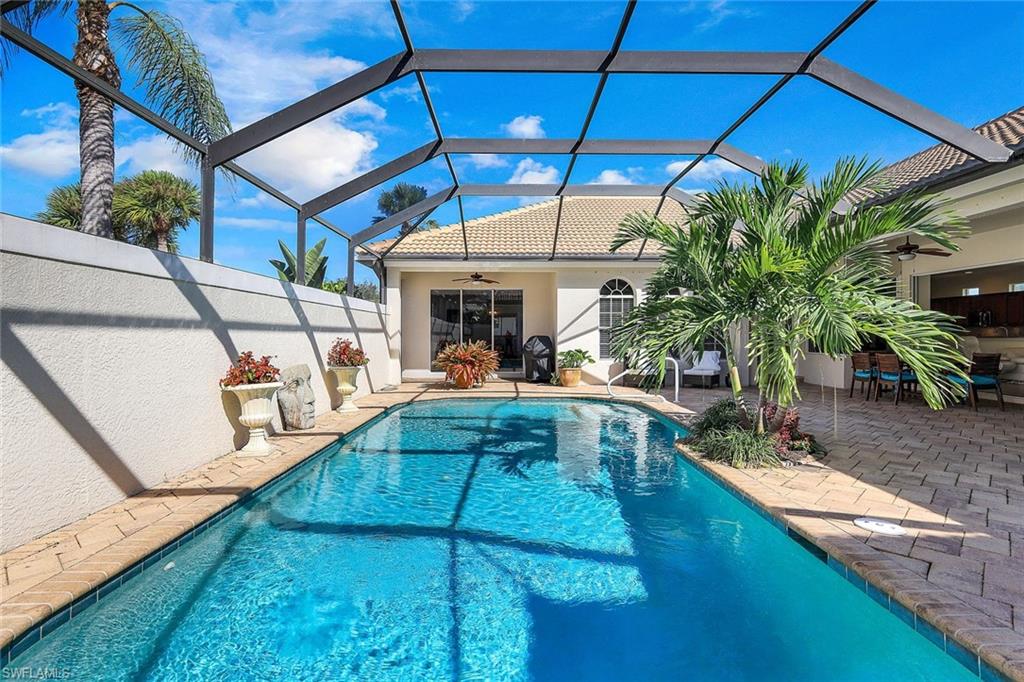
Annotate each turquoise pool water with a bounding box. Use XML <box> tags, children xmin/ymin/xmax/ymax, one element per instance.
<box><xmin>6</xmin><ymin>399</ymin><xmax>976</xmax><ymax>681</ymax></box>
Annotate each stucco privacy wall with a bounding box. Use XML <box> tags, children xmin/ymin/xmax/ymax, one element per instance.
<box><xmin>0</xmin><ymin>216</ymin><xmax>393</xmax><ymax>552</ymax></box>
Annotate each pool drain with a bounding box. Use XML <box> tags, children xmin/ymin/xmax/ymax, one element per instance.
<box><xmin>853</xmin><ymin>517</ymin><xmax>906</xmax><ymax>536</ymax></box>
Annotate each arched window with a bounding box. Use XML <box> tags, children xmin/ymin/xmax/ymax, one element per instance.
<box><xmin>599</xmin><ymin>279</ymin><xmax>635</xmax><ymax>359</ymax></box>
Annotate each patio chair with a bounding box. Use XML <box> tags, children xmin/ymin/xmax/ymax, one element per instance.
<box><xmin>947</xmin><ymin>352</ymin><xmax>1005</xmax><ymax>411</ymax></box>
<box><xmin>874</xmin><ymin>353</ymin><xmax>917</xmax><ymax>405</ymax></box>
<box><xmin>682</xmin><ymin>351</ymin><xmax>722</xmax><ymax>389</ymax></box>
<box><xmin>849</xmin><ymin>352</ymin><xmax>876</xmax><ymax>399</ymax></box>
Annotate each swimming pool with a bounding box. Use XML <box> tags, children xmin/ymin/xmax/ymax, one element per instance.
<box><xmin>5</xmin><ymin>399</ymin><xmax>979</xmax><ymax>680</ymax></box>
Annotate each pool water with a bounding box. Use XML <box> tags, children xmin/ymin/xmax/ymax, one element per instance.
<box><xmin>7</xmin><ymin>399</ymin><xmax>976</xmax><ymax>681</ymax></box>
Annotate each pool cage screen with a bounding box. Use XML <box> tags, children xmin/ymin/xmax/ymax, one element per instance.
<box><xmin>1</xmin><ymin>0</ymin><xmax>1014</xmax><ymax>294</ymax></box>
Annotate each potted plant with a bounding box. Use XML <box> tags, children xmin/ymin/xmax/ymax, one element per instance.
<box><xmin>556</xmin><ymin>349</ymin><xmax>595</xmax><ymax>388</ymax></box>
<box><xmin>220</xmin><ymin>352</ymin><xmax>283</xmax><ymax>454</ymax></box>
<box><xmin>435</xmin><ymin>340</ymin><xmax>500</xmax><ymax>389</ymax></box>
<box><xmin>326</xmin><ymin>338</ymin><xmax>369</xmax><ymax>412</ymax></box>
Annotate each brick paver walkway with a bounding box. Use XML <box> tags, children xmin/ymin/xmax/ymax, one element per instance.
<box><xmin>670</xmin><ymin>383</ymin><xmax>1024</xmax><ymax>677</ymax></box>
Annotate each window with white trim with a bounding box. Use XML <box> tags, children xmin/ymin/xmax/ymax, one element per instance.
<box><xmin>599</xmin><ymin>279</ymin><xmax>635</xmax><ymax>359</ymax></box>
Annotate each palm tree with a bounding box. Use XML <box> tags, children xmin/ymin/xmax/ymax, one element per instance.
<box><xmin>3</xmin><ymin>1</ymin><xmax>230</xmax><ymax>238</ymax></box>
<box><xmin>270</xmin><ymin>238</ymin><xmax>329</xmax><ymax>288</ymax></box>
<box><xmin>38</xmin><ymin>173</ymin><xmax>197</xmax><ymax>250</ymax></box>
<box><xmin>374</xmin><ymin>182</ymin><xmax>428</xmax><ymax>233</ymax></box>
<box><xmin>611</xmin><ymin>157</ymin><xmax>970</xmax><ymax>430</ymax></box>
<box><xmin>113</xmin><ymin>170</ymin><xmax>199</xmax><ymax>252</ymax></box>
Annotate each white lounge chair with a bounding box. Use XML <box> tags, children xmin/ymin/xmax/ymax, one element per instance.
<box><xmin>682</xmin><ymin>351</ymin><xmax>722</xmax><ymax>388</ymax></box>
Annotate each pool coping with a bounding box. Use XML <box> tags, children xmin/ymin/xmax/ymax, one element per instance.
<box><xmin>1</xmin><ymin>385</ymin><xmax>1021</xmax><ymax>680</ymax></box>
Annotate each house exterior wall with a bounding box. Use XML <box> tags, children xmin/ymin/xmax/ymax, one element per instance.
<box><xmin>796</xmin><ymin>166</ymin><xmax>1024</xmax><ymax>390</ymax></box>
<box><xmin>392</xmin><ymin>263</ymin><xmax>658</xmax><ymax>383</ymax></box>
<box><xmin>554</xmin><ymin>267</ymin><xmax>657</xmax><ymax>383</ymax></box>
<box><xmin>0</xmin><ymin>216</ymin><xmax>393</xmax><ymax>551</ymax></box>
<box><xmin>398</xmin><ymin>270</ymin><xmax>557</xmax><ymax>376</ymax></box>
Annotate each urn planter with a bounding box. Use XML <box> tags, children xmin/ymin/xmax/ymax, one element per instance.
<box><xmin>328</xmin><ymin>365</ymin><xmax>362</xmax><ymax>412</ymax></box>
<box><xmin>222</xmin><ymin>382</ymin><xmax>283</xmax><ymax>455</ymax></box>
<box><xmin>559</xmin><ymin>367</ymin><xmax>582</xmax><ymax>388</ymax></box>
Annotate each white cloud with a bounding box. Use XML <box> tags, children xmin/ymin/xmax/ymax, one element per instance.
<box><xmin>1</xmin><ymin>103</ymin><xmax>80</xmax><ymax>178</ymax></box>
<box><xmin>21</xmin><ymin>102</ymin><xmax>77</xmax><ymax>127</ymax></box>
<box><xmin>589</xmin><ymin>169</ymin><xmax>635</xmax><ymax>185</ymax></box>
<box><xmin>467</xmin><ymin>154</ymin><xmax>509</xmax><ymax>169</ymax></box>
<box><xmin>379</xmin><ymin>83</ymin><xmax>424</xmax><ymax>103</ymax></box>
<box><xmin>453</xmin><ymin>0</ymin><xmax>476</xmax><ymax>21</ymax></box>
<box><xmin>0</xmin><ymin>128</ymin><xmax>78</xmax><ymax>178</ymax></box>
<box><xmin>118</xmin><ymin>134</ymin><xmax>191</xmax><ymax>177</ymax></box>
<box><xmin>665</xmin><ymin>157</ymin><xmax>742</xmax><ymax>183</ymax></box>
<box><xmin>237</xmin><ymin>114</ymin><xmax>378</xmax><ymax>200</ymax></box>
<box><xmin>502</xmin><ymin>115</ymin><xmax>546</xmax><ymax>139</ymax></box>
<box><xmin>218</xmin><ymin>216</ymin><xmax>295</xmax><ymax>232</ymax></box>
<box><xmin>339</xmin><ymin>97</ymin><xmax>387</xmax><ymax>121</ymax></box>
<box><xmin>507</xmin><ymin>158</ymin><xmax>559</xmax><ymax>185</ymax></box>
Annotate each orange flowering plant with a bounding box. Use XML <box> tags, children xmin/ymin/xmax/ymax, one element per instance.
<box><xmin>327</xmin><ymin>338</ymin><xmax>369</xmax><ymax>367</ymax></box>
<box><xmin>220</xmin><ymin>351</ymin><xmax>281</xmax><ymax>387</ymax></box>
<box><xmin>434</xmin><ymin>340</ymin><xmax>500</xmax><ymax>388</ymax></box>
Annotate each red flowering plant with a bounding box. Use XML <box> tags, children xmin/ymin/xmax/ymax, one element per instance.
<box><xmin>434</xmin><ymin>340</ymin><xmax>500</xmax><ymax>388</ymax></box>
<box><xmin>220</xmin><ymin>351</ymin><xmax>281</xmax><ymax>387</ymax></box>
<box><xmin>327</xmin><ymin>338</ymin><xmax>369</xmax><ymax>367</ymax></box>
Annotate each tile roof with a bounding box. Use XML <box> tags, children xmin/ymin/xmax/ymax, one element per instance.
<box><xmin>365</xmin><ymin>196</ymin><xmax>689</xmax><ymax>260</ymax></box>
<box><xmin>850</xmin><ymin>106</ymin><xmax>1024</xmax><ymax>203</ymax></box>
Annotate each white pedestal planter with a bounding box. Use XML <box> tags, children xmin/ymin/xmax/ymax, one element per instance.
<box><xmin>328</xmin><ymin>365</ymin><xmax>362</xmax><ymax>412</ymax></box>
<box><xmin>222</xmin><ymin>382</ymin><xmax>283</xmax><ymax>455</ymax></box>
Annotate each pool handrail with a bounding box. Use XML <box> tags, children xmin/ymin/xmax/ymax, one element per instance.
<box><xmin>606</xmin><ymin>356</ymin><xmax>679</xmax><ymax>403</ymax></box>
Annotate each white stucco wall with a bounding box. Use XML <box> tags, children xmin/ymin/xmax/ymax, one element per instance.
<box><xmin>0</xmin><ymin>216</ymin><xmax>393</xmax><ymax>551</ymax></box>
<box><xmin>554</xmin><ymin>267</ymin><xmax>657</xmax><ymax>383</ymax></box>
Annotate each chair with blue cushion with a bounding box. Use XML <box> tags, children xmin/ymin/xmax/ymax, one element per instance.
<box><xmin>947</xmin><ymin>353</ymin><xmax>1004</xmax><ymax>411</ymax></box>
<box><xmin>874</xmin><ymin>353</ymin><xmax>916</xmax><ymax>405</ymax></box>
<box><xmin>849</xmin><ymin>352</ymin><xmax>876</xmax><ymax>399</ymax></box>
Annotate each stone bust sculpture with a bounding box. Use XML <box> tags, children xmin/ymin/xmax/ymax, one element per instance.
<box><xmin>279</xmin><ymin>364</ymin><xmax>316</xmax><ymax>430</ymax></box>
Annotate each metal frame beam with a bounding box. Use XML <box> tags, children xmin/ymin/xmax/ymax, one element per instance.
<box><xmin>808</xmin><ymin>58</ymin><xmax>1011</xmax><ymax>162</ymax></box>
<box><xmin>207</xmin><ymin>52</ymin><xmax>413</xmax><ymax>166</ymax></box>
<box><xmin>301</xmin><ymin>140</ymin><xmax>439</xmax><ymax>218</ymax></box>
<box><xmin>351</xmin><ymin>186</ymin><xmax>458</xmax><ymax>244</ymax></box>
<box><xmin>408</xmin><ymin>49</ymin><xmax>807</xmax><ymax>75</ymax></box>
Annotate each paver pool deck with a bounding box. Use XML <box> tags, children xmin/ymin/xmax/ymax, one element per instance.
<box><xmin>1</xmin><ymin>380</ymin><xmax>1022</xmax><ymax>679</ymax></box>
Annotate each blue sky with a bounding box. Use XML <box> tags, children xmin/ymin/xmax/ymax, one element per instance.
<box><xmin>2</xmin><ymin>0</ymin><xmax>1022</xmax><ymax>284</ymax></box>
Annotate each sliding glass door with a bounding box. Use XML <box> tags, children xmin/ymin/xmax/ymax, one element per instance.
<box><xmin>430</xmin><ymin>289</ymin><xmax>524</xmax><ymax>373</ymax></box>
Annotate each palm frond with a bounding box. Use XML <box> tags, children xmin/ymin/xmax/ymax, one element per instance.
<box><xmin>1</xmin><ymin>1</ymin><xmax>72</xmax><ymax>72</ymax></box>
<box><xmin>113</xmin><ymin>5</ymin><xmax>231</xmax><ymax>165</ymax></box>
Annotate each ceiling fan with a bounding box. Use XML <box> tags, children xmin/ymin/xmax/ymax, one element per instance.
<box><xmin>884</xmin><ymin>237</ymin><xmax>952</xmax><ymax>261</ymax></box>
<box><xmin>452</xmin><ymin>272</ymin><xmax>501</xmax><ymax>285</ymax></box>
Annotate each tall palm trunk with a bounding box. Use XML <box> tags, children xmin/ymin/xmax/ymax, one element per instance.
<box><xmin>74</xmin><ymin>0</ymin><xmax>120</xmax><ymax>238</ymax></box>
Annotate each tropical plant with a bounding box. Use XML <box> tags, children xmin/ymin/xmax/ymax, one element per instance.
<box><xmin>691</xmin><ymin>428</ymin><xmax>781</xmax><ymax>469</ymax></box>
<box><xmin>38</xmin><ymin>182</ymin><xmax>127</xmax><ymax>241</ymax></box>
<box><xmin>556</xmin><ymin>349</ymin><xmax>595</xmax><ymax>369</ymax></box>
<box><xmin>326</xmin><ymin>338</ymin><xmax>369</xmax><ymax>367</ymax></box>
<box><xmin>684</xmin><ymin>398</ymin><xmax>742</xmax><ymax>442</ymax></box>
<box><xmin>373</xmin><ymin>182</ymin><xmax>428</xmax><ymax>232</ymax></box>
<box><xmin>4</xmin><ymin>1</ymin><xmax>230</xmax><ymax>238</ymax></box>
<box><xmin>113</xmin><ymin>170</ymin><xmax>199</xmax><ymax>252</ymax></box>
<box><xmin>434</xmin><ymin>340</ymin><xmax>500</xmax><ymax>388</ymax></box>
<box><xmin>270</xmin><ymin>238</ymin><xmax>328</xmax><ymax>288</ymax></box>
<box><xmin>220</xmin><ymin>351</ymin><xmax>280</xmax><ymax>387</ymax></box>
<box><xmin>38</xmin><ymin>171</ymin><xmax>198</xmax><ymax>251</ymax></box>
<box><xmin>322</xmin><ymin>278</ymin><xmax>380</xmax><ymax>302</ymax></box>
<box><xmin>611</xmin><ymin>157</ymin><xmax>970</xmax><ymax>433</ymax></box>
